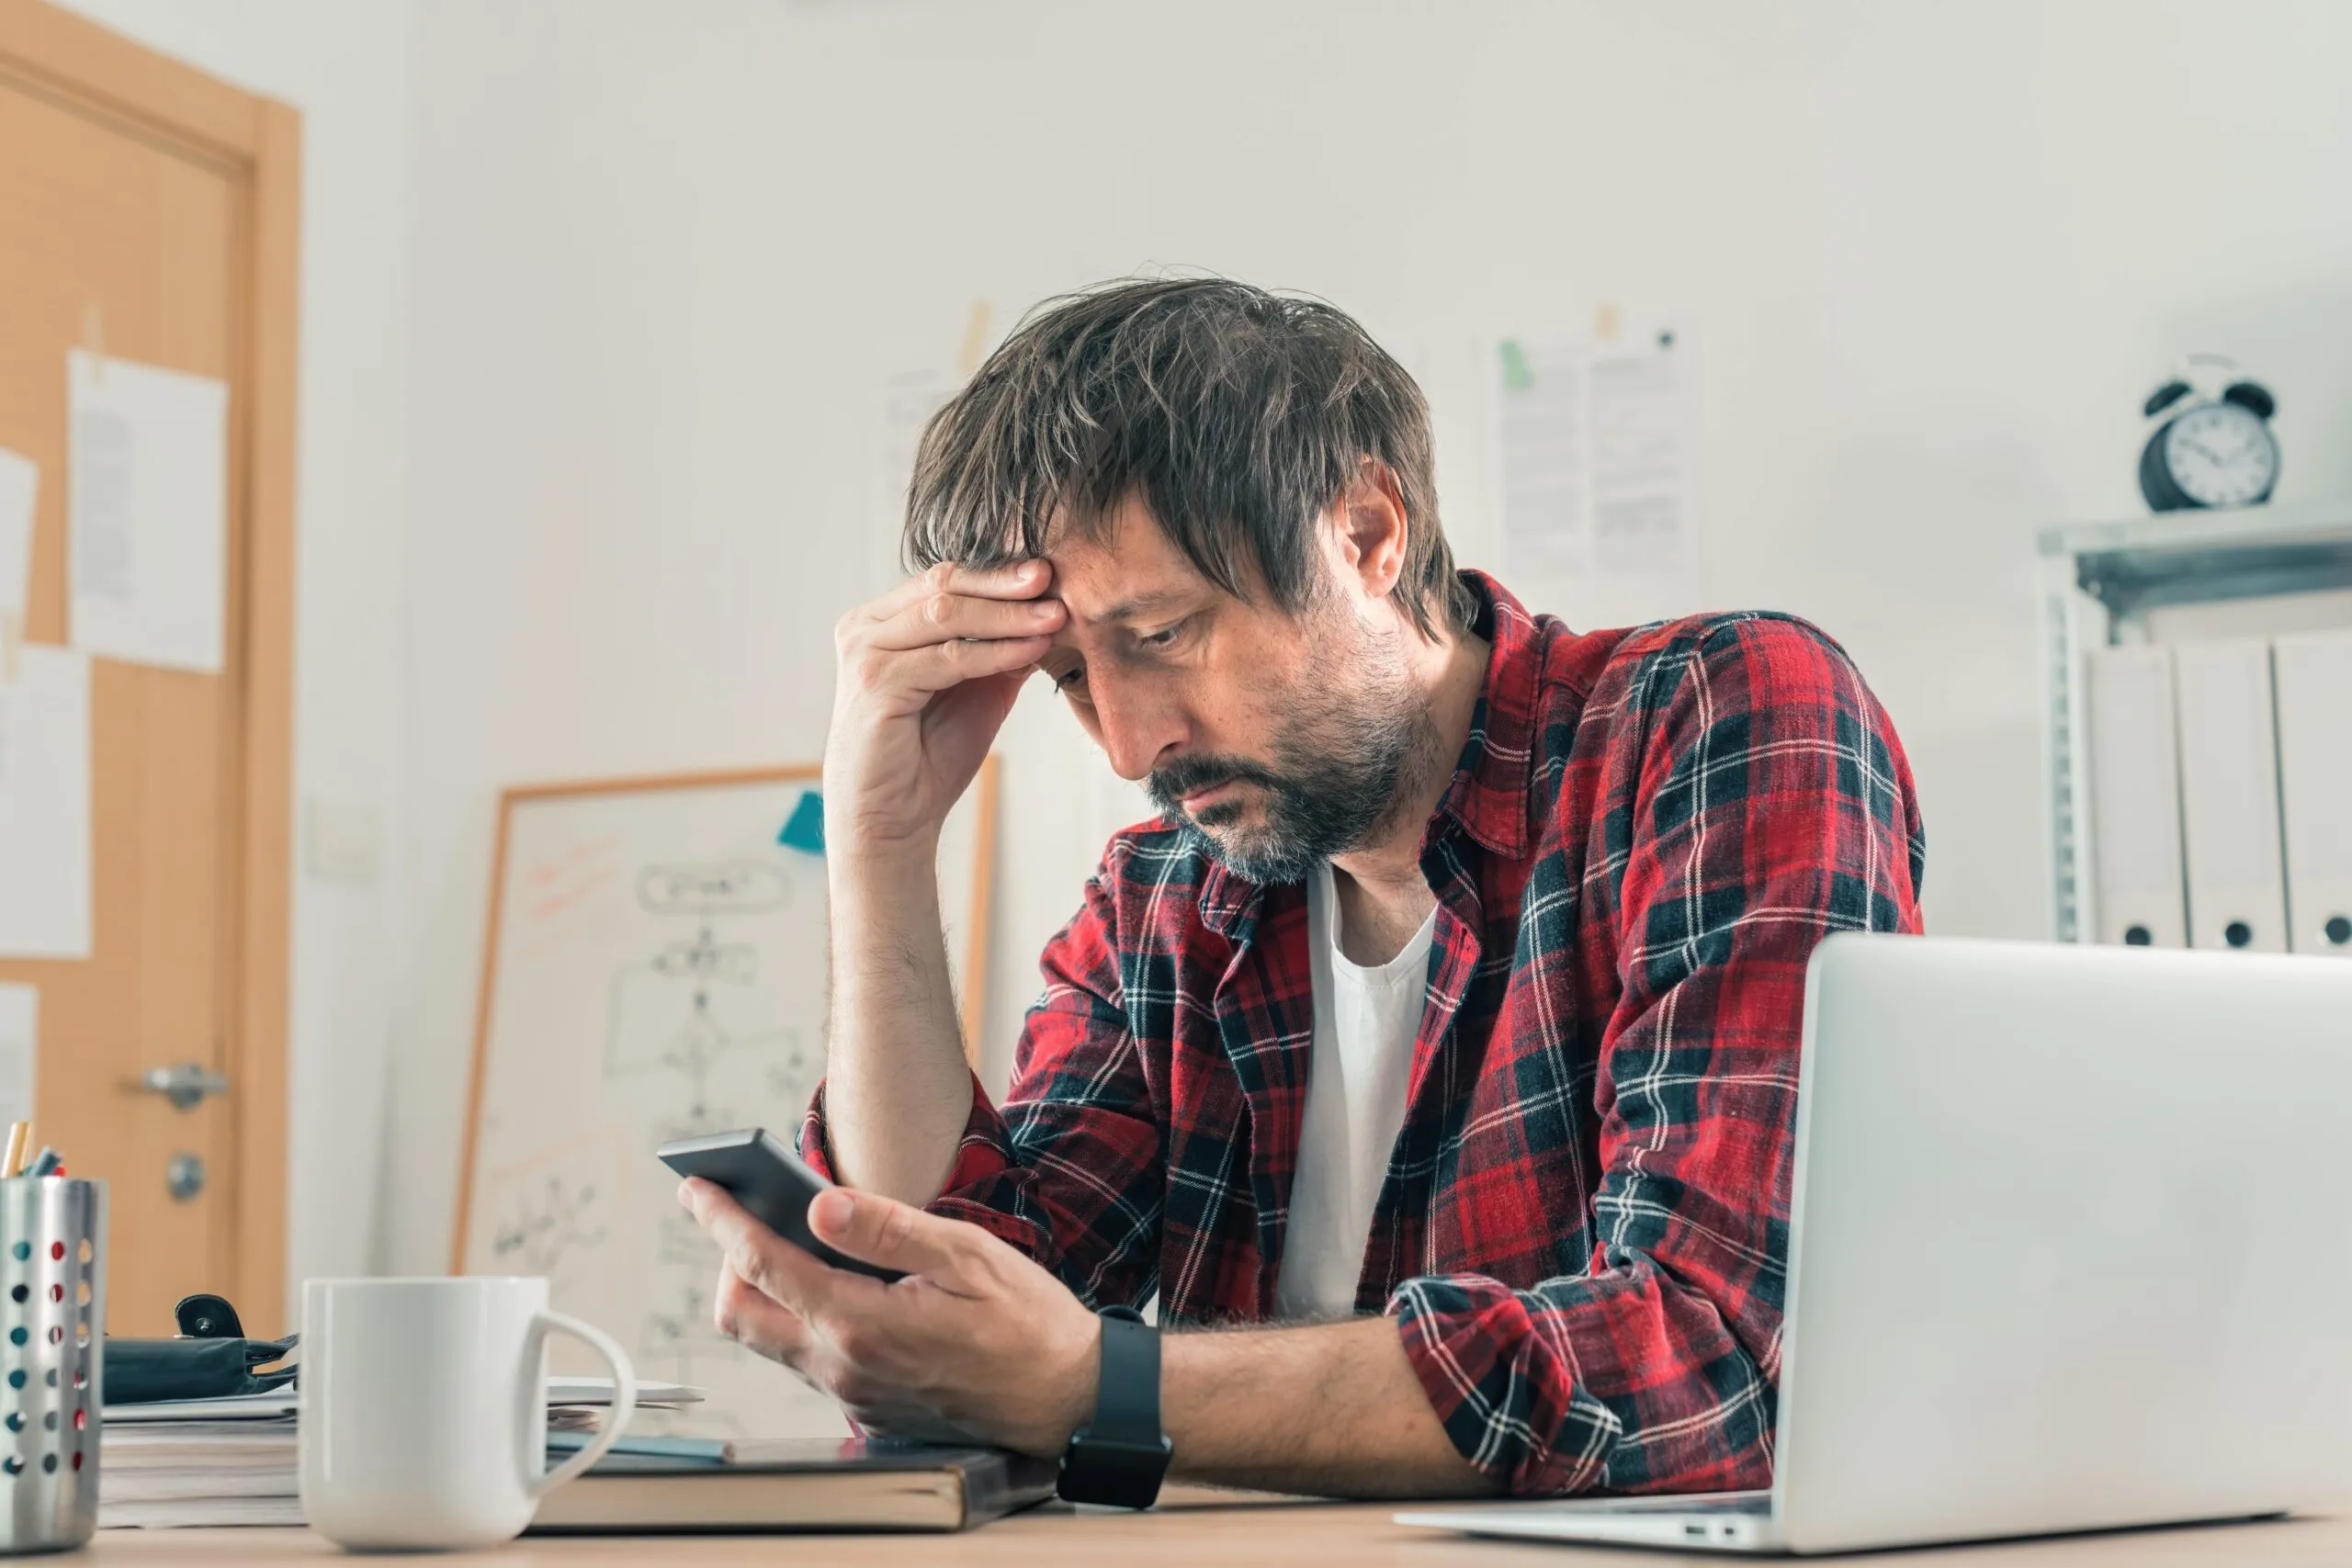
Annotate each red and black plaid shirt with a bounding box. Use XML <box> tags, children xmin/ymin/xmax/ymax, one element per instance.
<box><xmin>806</xmin><ymin>572</ymin><xmax>1925</xmax><ymax>1496</ymax></box>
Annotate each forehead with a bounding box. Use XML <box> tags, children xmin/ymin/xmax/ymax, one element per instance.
<box><xmin>1043</xmin><ymin>495</ymin><xmax>1220</xmax><ymax>625</ymax></box>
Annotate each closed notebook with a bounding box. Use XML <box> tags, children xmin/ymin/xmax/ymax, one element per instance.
<box><xmin>526</xmin><ymin>1438</ymin><xmax>1057</xmax><ymax>1534</ymax></box>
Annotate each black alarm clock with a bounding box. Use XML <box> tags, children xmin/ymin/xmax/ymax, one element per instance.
<box><xmin>2138</xmin><ymin>354</ymin><xmax>2278</xmax><ymax>512</ymax></box>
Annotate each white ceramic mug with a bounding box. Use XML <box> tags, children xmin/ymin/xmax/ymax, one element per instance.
<box><xmin>299</xmin><ymin>1277</ymin><xmax>638</xmax><ymax>1551</ymax></box>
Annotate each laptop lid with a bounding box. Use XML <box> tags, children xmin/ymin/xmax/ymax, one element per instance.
<box><xmin>1772</xmin><ymin>935</ymin><xmax>2352</xmax><ymax>1553</ymax></box>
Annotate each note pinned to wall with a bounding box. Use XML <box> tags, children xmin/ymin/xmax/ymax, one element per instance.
<box><xmin>871</xmin><ymin>367</ymin><xmax>959</xmax><ymax>595</ymax></box>
<box><xmin>0</xmin><ymin>448</ymin><xmax>34</xmax><ymax>677</ymax></box>
<box><xmin>868</xmin><ymin>301</ymin><xmax>997</xmax><ymax>595</ymax></box>
<box><xmin>1493</xmin><ymin>321</ymin><xmax>1704</xmax><ymax>617</ymax></box>
<box><xmin>68</xmin><ymin>348</ymin><xmax>230</xmax><ymax>673</ymax></box>
<box><xmin>0</xmin><ymin>986</ymin><xmax>34</xmax><ymax>1135</ymax></box>
<box><xmin>0</xmin><ymin>646</ymin><xmax>94</xmax><ymax>959</ymax></box>
<box><xmin>0</xmin><ymin>449</ymin><xmax>33</xmax><ymax>624</ymax></box>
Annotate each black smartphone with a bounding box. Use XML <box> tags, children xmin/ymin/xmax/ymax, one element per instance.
<box><xmin>657</xmin><ymin>1127</ymin><xmax>905</xmax><ymax>1282</ymax></box>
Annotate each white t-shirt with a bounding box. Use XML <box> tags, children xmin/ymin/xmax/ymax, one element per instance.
<box><xmin>1273</xmin><ymin>862</ymin><xmax>1438</xmax><ymax>1321</ymax></box>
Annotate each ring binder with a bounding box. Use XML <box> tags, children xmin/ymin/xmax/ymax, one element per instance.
<box><xmin>2274</xmin><ymin>629</ymin><xmax>2352</xmax><ymax>956</ymax></box>
<box><xmin>2173</xmin><ymin>638</ymin><xmax>2289</xmax><ymax>953</ymax></box>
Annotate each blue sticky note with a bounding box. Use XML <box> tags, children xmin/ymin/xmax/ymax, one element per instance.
<box><xmin>778</xmin><ymin>789</ymin><xmax>825</xmax><ymax>855</ymax></box>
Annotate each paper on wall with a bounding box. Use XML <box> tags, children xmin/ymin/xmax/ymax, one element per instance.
<box><xmin>0</xmin><ymin>448</ymin><xmax>34</xmax><ymax>626</ymax></box>
<box><xmin>1494</xmin><ymin>324</ymin><xmax>1704</xmax><ymax>617</ymax></box>
<box><xmin>870</xmin><ymin>366</ymin><xmax>957</xmax><ymax>595</ymax></box>
<box><xmin>868</xmin><ymin>302</ymin><xmax>1000</xmax><ymax>597</ymax></box>
<box><xmin>0</xmin><ymin>985</ymin><xmax>34</xmax><ymax>1134</ymax></box>
<box><xmin>68</xmin><ymin>349</ymin><xmax>229</xmax><ymax>673</ymax></box>
<box><xmin>0</xmin><ymin>645</ymin><xmax>94</xmax><ymax>959</ymax></box>
<box><xmin>0</xmin><ymin>449</ymin><xmax>34</xmax><ymax>682</ymax></box>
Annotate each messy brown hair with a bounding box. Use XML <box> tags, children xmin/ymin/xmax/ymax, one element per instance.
<box><xmin>903</xmin><ymin>276</ymin><xmax>1471</xmax><ymax>639</ymax></box>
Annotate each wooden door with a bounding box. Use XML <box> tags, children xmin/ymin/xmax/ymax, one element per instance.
<box><xmin>0</xmin><ymin>1</ymin><xmax>295</xmax><ymax>1334</ymax></box>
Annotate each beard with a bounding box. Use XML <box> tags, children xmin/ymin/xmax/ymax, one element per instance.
<box><xmin>1146</xmin><ymin>609</ymin><xmax>1442</xmax><ymax>886</ymax></box>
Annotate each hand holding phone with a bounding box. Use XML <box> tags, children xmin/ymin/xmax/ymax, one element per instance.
<box><xmin>657</xmin><ymin>1128</ymin><xmax>905</xmax><ymax>1282</ymax></box>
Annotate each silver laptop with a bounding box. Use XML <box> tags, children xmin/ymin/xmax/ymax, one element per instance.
<box><xmin>1399</xmin><ymin>934</ymin><xmax>2352</xmax><ymax>1553</ymax></box>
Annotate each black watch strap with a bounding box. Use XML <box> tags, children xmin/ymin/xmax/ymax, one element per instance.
<box><xmin>1056</xmin><ymin>1305</ymin><xmax>1170</xmax><ymax>1507</ymax></box>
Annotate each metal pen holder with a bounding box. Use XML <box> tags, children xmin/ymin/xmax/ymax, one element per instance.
<box><xmin>0</xmin><ymin>1179</ymin><xmax>104</xmax><ymax>1556</ymax></box>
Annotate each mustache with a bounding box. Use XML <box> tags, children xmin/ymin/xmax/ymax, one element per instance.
<box><xmin>1147</xmin><ymin>756</ymin><xmax>1286</xmax><ymax>811</ymax></box>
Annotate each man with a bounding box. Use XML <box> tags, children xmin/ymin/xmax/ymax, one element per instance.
<box><xmin>680</xmin><ymin>277</ymin><xmax>1925</xmax><ymax>1501</ymax></box>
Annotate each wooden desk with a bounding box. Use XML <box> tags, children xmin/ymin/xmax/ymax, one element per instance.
<box><xmin>70</xmin><ymin>1488</ymin><xmax>2352</xmax><ymax>1566</ymax></box>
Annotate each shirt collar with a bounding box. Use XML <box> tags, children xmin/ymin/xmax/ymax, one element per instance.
<box><xmin>1195</xmin><ymin>570</ymin><xmax>1544</xmax><ymax>936</ymax></box>
<box><xmin>1434</xmin><ymin>570</ymin><xmax>1543</xmax><ymax>862</ymax></box>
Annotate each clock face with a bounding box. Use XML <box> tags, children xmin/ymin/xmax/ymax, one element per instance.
<box><xmin>2164</xmin><ymin>401</ymin><xmax>2278</xmax><ymax>508</ymax></box>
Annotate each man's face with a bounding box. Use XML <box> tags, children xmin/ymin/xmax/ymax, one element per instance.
<box><xmin>1035</xmin><ymin>498</ymin><xmax>1436</xmax><ymax>884</ymax></box>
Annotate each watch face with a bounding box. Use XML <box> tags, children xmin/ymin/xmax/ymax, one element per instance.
<box><xmin>2164</xmin><ymin>401</ymin><xmax>2277</xmax><ymax>508</ymax></box>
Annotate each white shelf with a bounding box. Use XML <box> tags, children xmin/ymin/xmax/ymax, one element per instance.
<box><xmin>2038</xmin><ymin>499</ymin><xmax>2352</xmax><ymax>942</ymax></box>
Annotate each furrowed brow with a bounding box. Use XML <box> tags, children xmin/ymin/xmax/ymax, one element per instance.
<box><xmin>1089</xmin><ymin>589</ymin><xmax>1189</xmax><ymax>625</ymax></box>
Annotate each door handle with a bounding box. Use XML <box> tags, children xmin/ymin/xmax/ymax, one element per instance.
<box><xmin>140</xmin><ymin>1063</ymin><xmax>231</xmax><ymax>1111</ymax></box>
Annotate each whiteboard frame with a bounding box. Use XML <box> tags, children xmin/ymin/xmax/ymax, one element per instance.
<box><xmin>448</xmin><ymin>757</ymin><xmax>999</xmax><ymax>1273</ymax></box>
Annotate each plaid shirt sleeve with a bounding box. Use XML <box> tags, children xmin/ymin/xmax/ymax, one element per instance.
<box><xmin>799</xmin><ymin>862</ymin><xmax>1164</xmax><ymax>1308</ymax></box>
<box><xmin>1387</xmin><ymin>615</ymin><xmax>1926</xmax><ymax>1497</ymax></box>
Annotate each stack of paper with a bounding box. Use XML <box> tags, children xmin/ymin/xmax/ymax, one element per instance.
<box><xmin>98</xmin><ymin>1381</ymin><xmax>705</xmax><ymax>1529</ymax></box>
<box><xmin>101</xmin><ymin>1415</ymin><xmax>302</xmax><ymax>1529</ymax></box>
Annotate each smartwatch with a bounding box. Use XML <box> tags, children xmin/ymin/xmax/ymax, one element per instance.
<box><xmin>1056</xmin><ymin>1304</ymin><xmax>1170</xmax><ymax>1507</ymax></box>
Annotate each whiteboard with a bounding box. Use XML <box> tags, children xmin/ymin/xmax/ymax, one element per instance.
<box><xmin>452</xmin><ymin>761</ymin><xmax>996</xmax><ymax>1438</ymax></box>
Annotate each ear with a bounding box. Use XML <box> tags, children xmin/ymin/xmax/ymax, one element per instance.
<box><xmin>1331</xmin><ymin>457</ymin><xmax>1410</xmax><ymax>603</ymax></box>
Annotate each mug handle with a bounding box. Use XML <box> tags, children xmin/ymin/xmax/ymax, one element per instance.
<box><xmin>525</xmin><ymin>1310</ymin><xmax>640</xmax><ymax>1499</ymax></box>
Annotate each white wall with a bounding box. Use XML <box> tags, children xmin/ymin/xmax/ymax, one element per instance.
<box><xmin>51</xmin><ymin>1</ymin><xmax>414</xmax><ymax>1314</ymax></box>
<box><xmin>61</xmin><ymin>0</ymin><xmax>2352</xmax><ymax>1284</ymax></box>
<box><xmin>383</xmin><ymin>0</ymin><xmax>2352</xmax><ymax>1273</ymax></box>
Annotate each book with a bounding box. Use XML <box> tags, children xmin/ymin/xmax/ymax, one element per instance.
<box><xmin>104</xmin><ymin>1391</ymin><xmax>298</xmax><ymax>1423</ymax></box>
<box><xmin>96</xmin><ymin>1425</ymin><xmax>705</xmax><ymax>1531</ymax></box>
<box><xmin>101</xmin><ymin>1495</ymin><xmax>308</xmax><ymax>1529</ymax></box>
<box><xmin>527</xmin><ymin>1438</ymin><xmax>1060</xmax><ymax>1534</ymax></box>
<box><xmin>96</xmin><ymin>1414</ymin><xmax>1034</xmax><ymax>1534</ymax></box>
<box><xmin>102</xmin><ymin>1377</ymin><xmax>701</xmax><ymax>1425</ymax></box>
<box><xmin>548</xmin><ymin>1429</ymin><xmax>731</xmax><ymax>1461</ymax></box>
<box><xmin>547</xmin><ymin>1376</ymin><xmax>705</xmax><ymax>1406</ymax></box>
<box><xmin>96</xmin><ymin>1387</ymin><xmax>709</xmax><ymax>1529</ymax></box>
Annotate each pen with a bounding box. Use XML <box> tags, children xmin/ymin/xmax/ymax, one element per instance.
<box><xmin>25</xmin><ymin>1149</ymin><xmax>59</xmax><ymax>1179</ymax></box>
<box><xmin>2</xmin><ymin>1122</ymin><xmax>27</xmax><ymax>1179</ymax></box>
